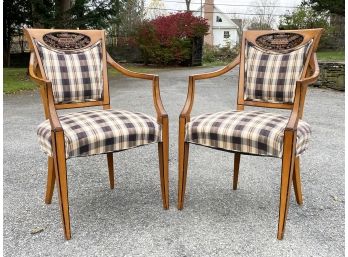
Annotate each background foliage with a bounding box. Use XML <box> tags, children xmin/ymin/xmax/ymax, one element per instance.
<box><xmin>279</xmin><ymin>3</ymin><xmax>330</xmax><ymax>49</ymax></box>
<box><xmin>3</xmin><ymin>0</ymin><xmax>145</xmax><ymax>66</ymax></box>
<box><xmin>279</xmin><ymin>1</ymin><xmax>344</xmax><ymax>50</ymax></box>
<box><xmin>3</xmin><ymin>0</ymin><xmax>345</xmax><ymax>67</ymax></box>
<box><xmin>309</xmin><ymin>0</ymin><xmax>344</xmax><ymax>16</ymax></box>
<box><xmin>135</xmin><ymin>12</ymin><xmax>209</xmax><ymax>65</ymax></box>
<box><xmin>203</xmin><ymin>43</ymin><xmax>240</xmax><ymax>64</ymax></box>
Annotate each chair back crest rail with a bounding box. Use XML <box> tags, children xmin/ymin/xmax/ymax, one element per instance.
<box><xmin>237</xmin><ymin>29</ymin><xmax>323</xmax><ymax>111</ymax></box>
<box><xmin>24</xmin><ymin>28</ymin><xmax>111</xmax><ymax>114</ymax></box>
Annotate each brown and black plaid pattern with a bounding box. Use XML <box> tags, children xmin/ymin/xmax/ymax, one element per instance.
<box><xmin>185</xmin><ymin>110</ymin><xmax>311</xmax><ymax>158</ymax></box>
<box><xmin>37</xmin><ymin>109</ymin><xmax>162</xmax><ymax>158</ymax></box>
<box><xmin>244</xmin><ymin>41</ymin><xmax>312</xmax><ymax>103</ymax></box>
<box><xmin>36</xmin><ymin>41</ymin><xmax>104</xmax><ymax>104</ymax></box>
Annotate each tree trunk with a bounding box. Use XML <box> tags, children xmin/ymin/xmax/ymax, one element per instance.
<box><xmin>185</xmin><ymin>0</ymin><xmax>191</xmax><ymax>11</ymax></box>
<box><xmin>56</xmin><ymin>0</ymin><xmax>71</xmax><ymax>13</ymax></box>
<box><xmin>3</xmin><ymin>5</ymin><xmax>11</xmax><ymax>67</ymax></box>
<box><xmin>55</xmin><ymin>0</ymin><xmax>71</xmax><ymax>28</ymax></box>
<box><xmin>5</xmin><ymin>43</ymin><xmax>11</xmax><ymax>67</ymax></box>
<box><xmin>330</xmin><ymin>14</ymin><xmax>344</xmax><ymax>49</ymax></box>
<box><xmin>4</xmin><ymin>28</ymin><xmax>11</xmax><ymax>67</ymax></box>
<box><xmin>32</xmin><ymin>1</ymin><xmax>44</xmax><ymax>28</ymax></box>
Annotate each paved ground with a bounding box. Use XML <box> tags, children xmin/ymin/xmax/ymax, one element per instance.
<box><xmin>3</xmin><ymin>67</ymin><xmax>345</xmax><ymax>256</ymax></box>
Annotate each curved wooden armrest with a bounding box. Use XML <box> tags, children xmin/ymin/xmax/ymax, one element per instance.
<box><xmin>46</xmin><ymin>82</ymin><xmax>63</xmax><ymax>132</ymax></box>
<box><xmin>285</xmin><ymin>92</ymin><xmax>300</xmax><ymax>132</ymax></box>
<box><xmin>28</xmin><ymin>52</ymin><xmax>50</xmax><ymax>86</ymax></box>
<box><xmin>107</xmin><ymin>53</ymin><xmax>167</xmax><ymax>121</ymax></box>
<box><xmin>107</xmin><ymin>53</ymin><xmax>155</xmax><ymax>80</ymax></box>
<box><xmin>152</xmin><ymin>75</ymin><xmax>168</xmax><ymax>121</ymax></box>
<box><xmin>191</xmin><ymin>55</ymin><xmax>240</xmax><ymax>80</ymax></box>
<box><xmin>285</xmin><ymin>54</ymin><xmax>319</xmax><ymax>131</ymax></box>
<box><xmin>179</xmin><ymin>76</ymin><xmax>195</xmax><ymax>120</ymax></box>
<box><xmin>296</xmin><ymin>53</ymin><xmax>320</xmax><ymax>86</ymax></box>
<box><xmin>28</xmin><ymin>52</ymin><xmax>62</xmax><ymax>131</ymax></box>
<box><xmin>180</xmin><ymin>56</ymin><xmax>240</xmax><ymax>121</ymax></box>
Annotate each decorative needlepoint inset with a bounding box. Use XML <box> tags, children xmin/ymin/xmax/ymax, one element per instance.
<box><xmin>43</xmin><ymin>32</ymin><xmax>91</xmax><ymax>50</ymax></box>
<box><xmin>256</xmin><ymin>33</ymin><xmax>304</xmax><ymax>51</ymax></box>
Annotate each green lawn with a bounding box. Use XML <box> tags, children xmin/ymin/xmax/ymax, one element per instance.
<box><xmin>3</xmin><ymin>68</ymin><xmax>36</xmax><ymax>94</ymax></box>
<box><xmin>3</xmin><ymin>51</ymin><xmax>345</xmax><ymax>94</ymax></box>
<box><xmin>3</xmin><ymin>65</ymin><xmax>158</xmax><ymax>94</ymax></box>
<box><xmin>316</xmin><ymin>51</ymin><xmax>345</xmax><ymax>61</ymax></box>
<box><xmin>203</xmin><ymin>51</ymin><xmax>345</xmax><ymax>66</ymax></box>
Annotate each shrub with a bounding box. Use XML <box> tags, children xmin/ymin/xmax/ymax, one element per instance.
<box><xmin>135</xmin><ymin>12</ymin><xmax>209</xmax><ymax>65</ymax></box>
<box><xmin>203</xmin><ymin>43</ymin><xmax>240</xmax><ymax>64</ymax></box>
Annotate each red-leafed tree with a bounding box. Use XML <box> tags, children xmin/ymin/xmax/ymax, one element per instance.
<box><xmin>135</xmin><ymin>12</ymin><xmax>209</xmax><ymax>65</ymax></box>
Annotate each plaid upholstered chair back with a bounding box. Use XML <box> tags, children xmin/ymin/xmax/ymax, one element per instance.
<box><xmin>239</xmin><ymin>30</ymin><xmax>321</xmax><ymax>106</ymax></box>
<box><xmin>24</xmin><ymin>29</ymin><xmax>109</xmax><ymax>106</ymax></box>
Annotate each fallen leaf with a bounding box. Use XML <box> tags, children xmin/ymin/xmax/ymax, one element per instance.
<box><xmin>31</xmin><ymin>227</ymin><xmax>44</xmax><ymax>235</ymax></box>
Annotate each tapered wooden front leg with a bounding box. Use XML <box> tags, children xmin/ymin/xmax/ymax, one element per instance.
<box><xmin>52</xmin><ymin>131</ymin><xmax>71</xmax><ymax>240</ymax></box>
<box><xmin>233</xmin><ymin>153</ymin><xmax>241</xmax><ymax>190</ymax></box>
<box><xmin>158</xmin><ymin>142</ymin><xmax>169</xmax><ymax>209</ymax></box>
<box><xmin>158</xmin><ymin>116</ymin><xmax>169</xmax><ymax>209</ymax></box>
<box><xmin>292</xmin><ymin>157</ymin><xmax>303</xmax><ymax>205</ymax></box>
<box><xmin>178</xmin><ymin>118</ymin><xmax>189</xmax><ymax>210</ymax></box>
<box><xmin>277</xmin><ymin>130</ymin><xmax>296</xmax><ymax>240</ymax></box>
<box><xmin>45</xmin><ymin>157</ymin><xmax>55</xmax><ymax>204</ymax></box>
<box><xmin>107</xmin><ymin>153</ymin><xmax>115</xmax><ymax>189</ymax></box>
<box><xmin>183</xmin><ymin>142</ymin><xmax>189</xmax><ymax>193</ymax></box>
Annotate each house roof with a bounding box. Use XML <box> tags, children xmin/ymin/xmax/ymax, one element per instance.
<box><xmin>194</xmin><ymin>4</ymin><xmax>239</xmax><ymax>29</ymax></box>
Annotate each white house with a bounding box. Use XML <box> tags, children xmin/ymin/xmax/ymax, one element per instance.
<box><xmin>194</xmin><ymin>0</ymin><xmax>239</xmax><ymax>47</ymax></box>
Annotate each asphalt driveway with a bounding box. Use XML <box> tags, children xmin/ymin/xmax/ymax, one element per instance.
<box><xmin>3</xmin><ymin>66</ymin><xmax>345</xmax><ymax>256</ymax></box>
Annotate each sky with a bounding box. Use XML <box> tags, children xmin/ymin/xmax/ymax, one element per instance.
<box><xmin>146</xmin><ymin>0</ymin><xmax>303</xmax><ymax>26</ymax></box>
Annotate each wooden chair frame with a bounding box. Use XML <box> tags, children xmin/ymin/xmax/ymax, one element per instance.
<box><xmin>177</xmin><ymin>29</ymin><xmax>323</xmax><ymax>240</ymax></box>
<box><xmin>24</xmin><ymin>28</ymin><xmax>169</xmax><ymax>240</ymax></box>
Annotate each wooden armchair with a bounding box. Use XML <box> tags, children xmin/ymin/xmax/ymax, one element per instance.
<box><xmin>178</xmin><ymin>29</ymin><xmax>323</xmax><ymax>239</ymax></box>
<box><xmin>24</xmin><ymin>28</ymin><xmax>169</xmax><ymax>240</ymax></box>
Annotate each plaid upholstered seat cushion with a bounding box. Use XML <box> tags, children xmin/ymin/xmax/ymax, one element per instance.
<box><xmin>36</xmin><ymin>41</ymin><xmax>103</xmax><ymax>103</ymax></box>
<box><xmin>244</xmin><ymin>41</ymin><xmax>312</xmax><ymax>103</ymax></box>
<box><xmin>185</xmin><ymin>110</ymin><xmax>311</xmax><ymax>158</ymax></box>
<box><xmin>37</xmin><ymin>109</ymin><xmax>161</xmax><ymax>158</ymax></box>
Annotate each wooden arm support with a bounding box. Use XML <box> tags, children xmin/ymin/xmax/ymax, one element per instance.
<box><xmin>107</xmin><ymin>53</ymin><xmax>155</xmax><ymax>80</ymax></box>
<box><xmin>107</xmin><ymin>53</ymin><xmax>168</xmax><ymax>122</ymax></box>
<box><xmin>28</xmin><ymin>52</ymin><xmax>63</xmax><ymax>132</ymax></box>
<box><xmin>28</xmin><ymin>52</ymin><xmax>50</xmax><ymax>86</ymax></box>
<box><xmin>191</xmin><ymin>55</ymin><xmax>241</xmax><ymax>80</ymax></box>
<box><xmin>46</xmin><ymin>83</ymin><xmax>63</xmax><ymax>132</ymax></box>
<box><xmin>180</xmin><ymin>56</ymin><xmax>240</xmax><ymax>121</ymax></box>
<box><xmin>286</xmin><ymin>53</ymin><xmax>320</xmax><ymax>131</ymax></box>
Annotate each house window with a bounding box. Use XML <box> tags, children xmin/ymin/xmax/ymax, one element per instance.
<box><xmin>224</xmin><ymin>31</ymin><xmax>230</xmax><ymax>38</ymax></box>
<box><xmin>216</xmin><ymin>16</ymin><xmax>222</xmax><ymax>22</ymax></box>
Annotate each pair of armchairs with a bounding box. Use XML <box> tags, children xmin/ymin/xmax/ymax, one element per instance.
<box><xmin>24</xmin><ymin>28</ymin><xmax>322</xmax><ymax>240</ymax></box>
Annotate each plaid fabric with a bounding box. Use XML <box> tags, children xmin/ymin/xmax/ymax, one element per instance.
<box><xmin>185</xmin><ymin>110</ymin><xmax>311</xmax><ymax>158</ymax></box>
<box><xmin>37</xmin><ymin>109</ymin><xmax>161</xmax><ymax>158</ymax></box>
<box><xmin>244</xmin><ymin>41</ymin><xmax>312</xmax><ymax>103</ymax></box>
<box><xmin>36</xmin><ymin>41</ymin><xmax>104</xmax><ymax>103</ymax></box>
